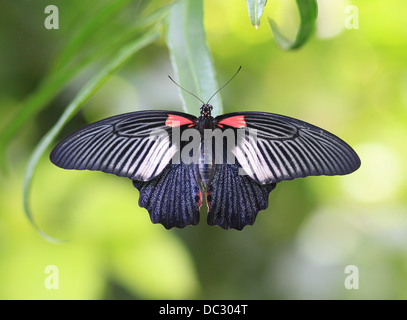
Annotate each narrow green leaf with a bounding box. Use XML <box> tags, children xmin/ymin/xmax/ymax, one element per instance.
<box><xmin>246</xmin><ymin>0</ymin><xmax>267</xmax><ymax>28</ymax></box>
<box><xmin>269</xmin><ymin>0</ymin><xmax>318</xmax><ymax>50</ymax></box>
<box><xmin>166</xmin><ymin>0</ymin><xmax>222</xmax><ymax>116</ymax></box>
<box><xmin>0</xmin><ymin>57</ymin><xmax>92</xmax><ymax>171</ymax></box>
<box><xmin>0</xmin><ymin>4</ymin><xmax>167</xmax><ymax>171</ymax></box>
<box><xmin>23</xmin><ymin>30</ymin><xmax>160</xmax><ymax>241</ymax></box>
<box><xmin>49</xmin><ymin>0</ymin><xmax>136</xmax><ymax>74</ymax></box>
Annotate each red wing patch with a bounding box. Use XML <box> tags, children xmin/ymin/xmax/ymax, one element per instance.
<box><xmin>218</xmin><ymin>115</ymin><xmax>246</xmax><ymax>128</ymax></box>
<box><xmin>195</xmin><ymin>190</ymin><xmax>203</xmax><ymax>207</ymax></box>
<box><xmin>165</xmin><ymin>114</ymin><xmax>194</xmax><ymax>127</ymax></box>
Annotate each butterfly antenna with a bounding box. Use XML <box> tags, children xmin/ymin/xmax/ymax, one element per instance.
<box><xmin>168</xmin><ymin>75</ymin><xmax>205</xmax><ymax>105</ymax></box>
<box><xmin>206</xmin><ymin>66</ymin><xmax>242</xmax><ymax>105</ymax></box>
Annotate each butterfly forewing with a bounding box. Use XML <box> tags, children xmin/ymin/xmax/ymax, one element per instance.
<box><xmin>215</xmin><ymin>112</ymin><xmax>361</xmax><ymax>185</ymax></box>
<box><xmin>50</xmin><ymin>110</ymin><xmax>197</xmax><ymax>182</ymax></box>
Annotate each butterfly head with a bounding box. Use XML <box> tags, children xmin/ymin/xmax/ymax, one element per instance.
<box><xmin>169</xmin><ymin>67</ymin><xmax>242</xmax><ymax>120</ymax></box>
<box><xmin>200</xmin><ymin>104</ymin><xmax>213</xmax><ymax>117</ymax></box>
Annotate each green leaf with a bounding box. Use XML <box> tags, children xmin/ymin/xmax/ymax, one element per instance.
<box><xmin>246</xmin><ymin>0</ymin><xmax>268</xmax><ymax>28</ymax></box>
<box><xmin>166</xmin><ymin>0</ymin><xmax>222</xmax><ymax>116</ymax></box>
<box><xmin>49</xmin><ymin>0</ymin><xmax>136</xmax><ymax>74</ymax></box>
<box><xmin>269</xmin><ymin>0</ymin><xmax>318</xmax><ymax>50</ymax></box>
<box><xmin>0</xmin><ymin>1</ymin><xmax>166</xmax><ymax>171</ymax></box>
<box><xmin>23</xmin><ymin>30</ymin><xmax>160</xmax><ymax>241</ymax></box>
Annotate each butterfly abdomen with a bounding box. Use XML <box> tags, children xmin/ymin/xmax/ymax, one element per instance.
<box><xmin>198</xmin><ymin>144</ymin><xmax>214</xmax><ymax>187</ymax></box>
<box><xmin>197</xmin><ymin>115</ymin><xmax>216</xmax><ymax>187</ymax></box>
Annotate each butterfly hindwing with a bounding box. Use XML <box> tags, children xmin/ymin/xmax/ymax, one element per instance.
<box><xmin>50</xmin><ymin>110</ymin><xmax>197</xmax><ymax>182</ymax></box>
<box><xmin>215</xmin><ymin>112</ymin><xmax>361</xmax><ymax>184</ymax></box>
<box><xmin>206</xmin><ymin>162</ymin><xmax>276</xmax><ymax>230</ymax></box>
<box><xmin>133</xmin><ymin>162</ymin><xmax>202</xmax><ymax>229</ymax></box>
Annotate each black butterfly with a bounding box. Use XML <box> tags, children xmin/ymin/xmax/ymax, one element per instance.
<box><xmin>50</xmin><ymin>74</ymin><xmax>360</xmax><ymax>230</ymax></box>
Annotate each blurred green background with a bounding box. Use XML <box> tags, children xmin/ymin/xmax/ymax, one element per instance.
<box><xmin>1</xmin><ymin>0</ymin><xmax>407</xmax><ymax>299</ymax></box>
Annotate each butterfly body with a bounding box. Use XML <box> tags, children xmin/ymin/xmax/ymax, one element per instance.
<box><xmin>50</xmin><ymin>104</ymin><xmax>360</xmax><ymax>230</ymax></box>
<box><xmin>196</xmin><ymin>104</ymin><xmax>216</xmax><ymax>188</ymax></box>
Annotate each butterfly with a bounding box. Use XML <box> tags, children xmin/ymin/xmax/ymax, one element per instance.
<box><xmin>50</xmin><ymin>70</ymin><xmax>360</xmax><ymax>230</ymax></box>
